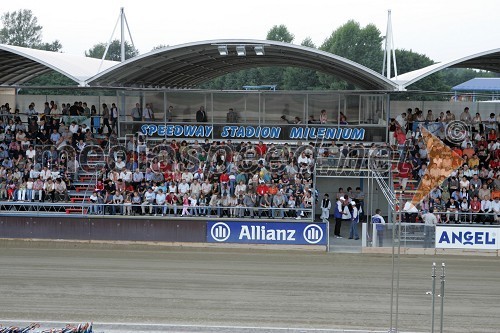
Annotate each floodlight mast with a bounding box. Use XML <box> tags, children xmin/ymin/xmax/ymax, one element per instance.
<box><xmin>98</xmin><ymin>7</ymin><xmax>136</xmax><ymax>72</ymax></box>
<box><xmin>121</xmin><ymin>7</ymin><xmax>125</xmax><ymax>62</ymax></box>
<box><xmin>382</xmin><ymin>10</ymin><xmax>398</xmax><ymax>80</ymax></box>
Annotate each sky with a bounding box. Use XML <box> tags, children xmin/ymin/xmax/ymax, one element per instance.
<box><xmin>2</xmin><ymin>0</ymin><xmax>499</xmax><ymax>62</ymax></box>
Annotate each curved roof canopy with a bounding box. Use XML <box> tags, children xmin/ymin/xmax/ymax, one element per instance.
<box><xmin>0</xmin><ymin>44</ymin><xmax>118</xmax><ymax>86</ymax></box>
<box><xmin>393</xmin><ymin>48</ymin><xmax>500</xmax><ymax>90</ymax></box>
<box><xmin>87</xmin><ymin>39</ymin><xmax>398</xmax><ymax>90</ymax></box>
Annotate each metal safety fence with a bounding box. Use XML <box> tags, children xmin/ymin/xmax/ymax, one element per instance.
<box><xmin>0</xmin><ymin>201</ymin><xmax>313</xmax><ymax>220</ymax></box>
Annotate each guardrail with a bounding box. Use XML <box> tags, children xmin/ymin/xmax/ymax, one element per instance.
<box><xmin>369</xmin><ymin>217</ymin><xmax>499</xmax><ymax>249</ymax></box>
<box><xmin>396</xmin><ymin>211</ymin><xmax>499</xmax><ymax>225</ymax></box>
<box><xmin>0</xmin><ymin>201</ymin><xmax>314</xmax><ymax>220</ymax></box>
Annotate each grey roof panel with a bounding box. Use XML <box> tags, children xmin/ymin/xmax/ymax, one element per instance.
<box><xmin>393</xmin><ymin>48</ymin><xmax>500</xmax><ymax>89</ymax></box>
<box><xmin>0</xmin><ymin>44</ymin><xmax>118</xmax><ymax>86</ymax></box>
<box><xmin>87</xmin><ymin>39</ymin><xmax>398</xmax><ymax>90</ymax></box>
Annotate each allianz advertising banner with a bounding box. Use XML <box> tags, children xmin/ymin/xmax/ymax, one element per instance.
<box><xmin>435</xmin><ymin>226</ymin><xmax>499</xmax><ymax>250</ymax></box>
<box><xmin>207</xmin><ymin>221</ymin><xmax>327</xmax><ymax>246</ymax></box>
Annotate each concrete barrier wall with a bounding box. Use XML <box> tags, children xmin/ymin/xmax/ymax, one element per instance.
<box><xmin>0</xmin><ymin>216</ymin><xmax>206</xmax><ymax>243</ymax></box>
<box><xmin>362</xmin><ymin>246</ymin><xmax>499</xmax><ymax>256</ymax></box>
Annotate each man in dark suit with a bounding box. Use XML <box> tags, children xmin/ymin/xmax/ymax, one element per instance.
<box><xmin>196</xmin><ymin>106</ymin><xmax>207</xmax><ymax>122</ymax></box>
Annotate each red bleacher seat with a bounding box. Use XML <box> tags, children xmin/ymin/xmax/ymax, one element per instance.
<box><xmin>65</xmin><ymin>208</ymin><xmax>88</xmax><ymax>214</ymax></box>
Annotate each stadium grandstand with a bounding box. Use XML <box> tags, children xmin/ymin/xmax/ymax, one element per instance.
<box><xmin>1</xmin><ymin>97</ymin><xmax>500</xmax><ymax>224</ymax></box>
<box><xmin>1</xmin><ymin>41</ymin><xmax>500</xmax><ymax>250</ymax></box>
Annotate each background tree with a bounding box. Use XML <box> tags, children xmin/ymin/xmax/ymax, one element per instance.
<box><xmin>257</xmin><ymin>24</ymin><xmax>296</xmax><ymax>87</ymax></box>
<box><xmin>0</xmin><ymin>9</ymin><xmax>42</xmax><ymax>47</ymax></box>
<box><xmin>282</xmin><ymin>38</ymin><xmax>323</xmax><ymax>90</ymax></box>
<box><xmin>19</xmin><ymin>72</ymin><xmax>80</xmax><ymax>95</ymax></box>
<box><xmin>441</xmin><ymin>68</ymin><xmax>498</xmax><ymax>88</ymax></box>
<box><xmin>37</xmin><ymin>40</ymin><xmax>63</xmax><ymax>52</ymax></box>
<box><xmin>266</xmin><ymin>24</ymin><xmax>294</xmax><ymax>43</ymax></box>
<box><xmin>389</xmin><ymin>49</ymin><xmax>445</xmax><ymax>100</ymax></box>
<box><xmin>0</xmin><ymin>9</ymin><xmax>62</xmax><ymax>51</ymax></box>
<box><xmin>152</xmin><ymin>44</ymin><xmax>168</xmax><ymax>51</ymax></box>
<box><xmin>319</xmin><ymin>20</ymin><xmax>384</xmax><ymax>89</ymax></box>
<box><xmin>85</xmin><ymin>40</ymin><xmax>139</xmax><ymax>61</ymax></box>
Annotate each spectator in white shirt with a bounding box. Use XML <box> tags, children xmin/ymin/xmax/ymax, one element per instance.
<box><xmin>50</xmin><ymin>129</ymin><xmax>61</xmax><ymax>144</ymax></box>
<box><xmin>69</xmin><ymin>121</ymin><xmax>79</xmax><ymax>134</ymax></box>
<box><xmin>395</xmin><ymin>112</ymin><xmax>407</xmax><ymax>131</ymax></box>
<box><xmin>181</xmin><ymin>170</ymin><xmax>194</xmax><ymax>183</ymax></box>
<box><xmin>26</xmin><ymin>146</ymin><xmax>36</xmax><ymax>160</ymax></box>
<box><xmin>403</xmin><ymin>201</ymin><xmax>418</xmax><ymax>223</ymax></box>
<box><xmin>190</xmin><ymin>179</ymin><xmax>201</xmax><ymax>197</ymax></box>
<box><xmin>491</xmin><ymin>197</ymin><xmax>500</xmax><ymax>223</ymax></box>
<box><xmin>178</xmin><ymin>179</ymin><xmax>190</xmax><ymax>195</ymax></box>
<box><xmin>371</xmin><ymin>209</ymin><xmax>386</xmax><ymax>247</ymax></box>
<box><xmin>201</xmin><ymin>179</ymin><xmax>212</xmax><ymax>196</ymax></box>
<box><xmin>89</xmin><ymin>191</ymin><xmax>100</xmax><ymax>215</ymax></box>
<box><xmin>120</xmin><ymin>169</ymin><xmax>133</xmax><ymax>183</ymax></box>
<box><xmin>40</xmin><ymin>166</ymin><xmax>52</xmax><ymax>181</ymax></box>
<box><xmin>155</xmin><ymin>189</ymin><xmax>167</xmax><ymax>216</ymax></box>
<box><xmin>461</xmin><ymin>137</ymin><xmax>473</xmax><ymax>149</ymax></box>
<box><xmin>189</xmin><ymin>194</ymin><xmax>198</xmax><ymax>216</ymax></box>
<box><xmin>114</xmin><ymin>157</ymin><xmax>125</xmax><ymax>170</ymax></box>
<box><xmin>132</xmin><ymin>170</ymin><xmax>144</xmax><ymax>185</ymax></box>
<box><xmin>297</xmin><ymin>151</ymin><xmax>311</xmax><ymax>166</ymax></box>
<box><xmin>421</xmin><ymin>209</ymin><xmax>438</xmax><ymax>248</ymax></box>
<box><xmin>481</xmin><ymin>196</ymin><xmax>492</xmax><ymax>224</ymax></box>
<box><xmin>142</xmin><ymin>103</ymin><xmax>154</xmax><ymax>121</ymax></box>
<box><xmin>168</xmin><ymin>182</ymin><xmax>178</xmax><ymax>194</ymax></box>
<box><xmin>141</xmin><ymin>188</ymin><xmax>156</xmax><ymax>215</ymax></box>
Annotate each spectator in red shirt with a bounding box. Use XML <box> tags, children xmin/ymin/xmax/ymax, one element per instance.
<box><xmin>95</xmin><ymin>180</ymin><xmax>104</xmax><ymax>194</ymax></box>
<box><xmin>166</xmin><ymin>192</ymin><xmax>178</xmax><ymax>216</ymax></box>
<box><xmin>256</xmin><ymin>141</ymin><xmax>267</xmax><ymax>156</ymax></box>
<box><xmin>398</xmin><ymin>161</ymin><xmax>412</xmax><ymax>193</ymax></box>
<box><xmin>219</xmin><ymin>172</ymin><xmax>230</xmax><ymax>187</ymax></box>
<box><xmin>159</xmin><ymin>160</ymin><xmax>168</xmax><ymax>172</ymax></box>
<box><xmin>452</xmin><ymin>147</ymin><xmax>463</xmax><ymax>158</ymax></box>
<box><xmin>462</xmin><ymin>143</ymin><xmax>475</xmax><ymax>159</ymax></box>
<box><xmin>488</xmin><ymin>129</ymin><xmax>497</xmax><ymax>142</ymax></box>
<box><xmin>255</xmin><ymin>182</ymin><xmax>269</xmax><ymax>209</ymax></box>
<box><xmin>489</xmin><ymin>157</ymin><xmax>500</xmax><ymax>170</ymax></box>
<box><xmin>470</xmin><ymin>195</ymin><xmax>481</xmax><ymax>223</ymax></box>
<box><xmin>256</xmin><ymin>182</ymin><xmax>269</xmax><ymax>196</ymax></box>
<box><xmin>170</xmin><ymin>140</ymin><xmax>180</xmax><ymax>159</ymax></box>
<box><xmin>163</xmin><ymin>170</ymin><xmax>174</xmax><ymax>183</ymax></box>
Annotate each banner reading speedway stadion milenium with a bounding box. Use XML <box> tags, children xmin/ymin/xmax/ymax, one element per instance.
<box><xmin>140</xmin><ymin>124</ymin><xmax>366</xmax><ymax>141</ymax></box>
<box><xmin>207</xmin><ymin>221</ymin><xmax>327</xmax><ymax>246</ymax></box>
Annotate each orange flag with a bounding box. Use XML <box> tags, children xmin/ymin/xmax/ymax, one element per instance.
<box><xmin>412</xmin><ymin>126</ymin><xmax>464</xmax><ymax>206</ymax></box>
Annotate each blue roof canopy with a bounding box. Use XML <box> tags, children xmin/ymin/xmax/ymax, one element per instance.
<box><xmin>452</xmin><ymin>78</ymin><xmax>500</xmax><ymax>91</ymax></box>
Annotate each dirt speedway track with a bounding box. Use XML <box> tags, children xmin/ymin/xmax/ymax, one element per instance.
<box><xmin>0</xmin><ymin>242</ymin><xmax>499</xmax><ymax>333</ymax></box>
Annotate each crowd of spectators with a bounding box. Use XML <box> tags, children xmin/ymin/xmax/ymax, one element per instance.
<box><xmin>394</xmin><ymin>107</ymin><xmax>500</xmax><ymax>224</ymax></box>
<box><xmin>3</xmin><ymin>100</ymin><xmax>500</xmax><ymax>225</ymax></box>
<box><xmin>87</xmin><ymin>137</ymin><xmax>319</xmax><ymax>218</ymax></box>
<box><xmin>0</xmin><ymin>101</ymin><xmax>102</xmax><ymax>203</ymax></box>
<box><xmin>0</xmin><ymin>101</ymin><xmax>321</xmax><ymax>218</ymax></box>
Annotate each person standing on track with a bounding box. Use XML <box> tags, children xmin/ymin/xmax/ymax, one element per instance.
<box><xmin>333</xmin><ymin>196</ymin><xmax>344</xmax><ymax>238</ymax></box>
<box><xmin>371</xmin><ymin>209</ymin><xmax>386</xmax><ymax>246</ymax></box>
<box><xmin>348</xmin><ymin>201</ymin><xmax>360</xmax><ymax>240</ymax></box>
<box><xmin>421</xmin><ymin>208</ymin><xmax>438</xmax><ymax>248</ymax></box>
<box><xmin>320</xmin><ymin>193</ymin><xmax>331</xmax><ymax>223</ymax></box>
